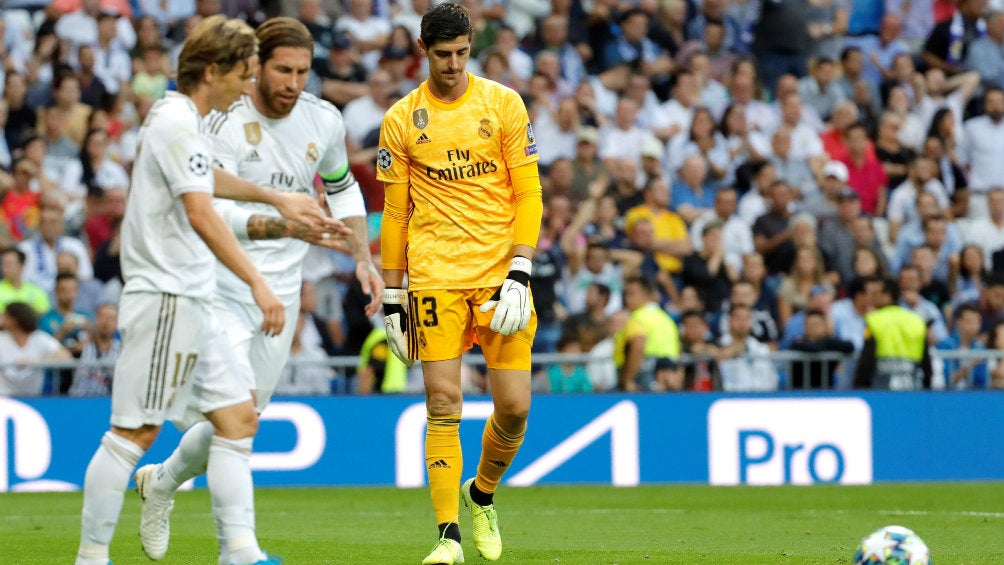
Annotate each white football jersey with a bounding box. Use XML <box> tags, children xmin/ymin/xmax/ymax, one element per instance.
<box><xmin>208</xmin><ymin>92</ymin><xmax>361</xmax><ymax>304</ymax></box>
<box><xmin>121</xmin><ymin>91</ymin><xmax>216</xmax><ymax>299</ymax></box>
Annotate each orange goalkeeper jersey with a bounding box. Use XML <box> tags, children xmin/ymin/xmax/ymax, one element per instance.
<box><xmin>377</xmin><ymin>73</ymin><xmax>539</xmax><ymax>290</ymax></box>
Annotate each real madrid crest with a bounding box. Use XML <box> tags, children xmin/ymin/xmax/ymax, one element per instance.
<box><xmin>413</xmin><ymin>108</ymin><xmax>430</xmax><ymax>129</ymax></box>
<box><xmin>243</xmin><ymin>122</ymin><xmax>262</xmax><ymax>146</ymax></box>
<box><xmin>478</xmin><ymin>118</ymin><xmax>493</xmax><ymax>139</ymax></box>
<box><xmin>306</xmin><ymin>142</ymin><xmax>319</xmax><ymax>164</ymax></box>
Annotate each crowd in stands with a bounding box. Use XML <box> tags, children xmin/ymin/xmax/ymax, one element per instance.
<box><xmin>2</xmin><ymin>0</ymin><xmax>1004</xmax><ymax>396</ymax></box>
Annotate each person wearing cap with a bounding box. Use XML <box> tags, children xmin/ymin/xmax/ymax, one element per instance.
<box><xmin>818</xmin><ymin>184</ymin><xmax>865</xmax><ymax>286</ymax></box>
<box><xmin>802</xmin><ymin>159</ymin><xmax>849</xmax><ymax>220</ymax></box>
<box><xmin>571</xmin><ymin>125</ymin><xmax>606</xmax><ymax>190</ymax></box>
<box><xmin>639</xmin><ymin>135</ymin><xmax>666</xmax><ymax>184</ymax></box>
<box><xmin>316</xmin><ymin>32</ymin><xmax>369</xmax><ymax>109</ymax></box>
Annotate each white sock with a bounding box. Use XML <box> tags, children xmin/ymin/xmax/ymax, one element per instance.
<box><xmin>76</xmin><ymin>432</ymin><xmax>144</xmax><ymax>565</ymax></box>
<box><xmin>154</xmin><ymin>420</ymin><xmax>215</xmax><ymax>496</ymax></box>
<box><xmin>207</xmin><ymin>435</ymin><xmax>264</xmax><ymax>565</ymax></box>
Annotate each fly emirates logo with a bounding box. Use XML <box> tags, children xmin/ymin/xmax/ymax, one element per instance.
<box><xmin>425</xmin><ymin>148</ymin><xmax>497</xmax><ymax>181</ymax></box>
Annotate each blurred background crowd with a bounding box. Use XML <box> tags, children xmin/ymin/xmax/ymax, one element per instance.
<box><xmin>2</xmin><ymin>0</ymin><xmax>1004</xmax><ymax>396</ymax></box>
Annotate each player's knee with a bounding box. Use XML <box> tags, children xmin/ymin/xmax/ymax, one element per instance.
<box><xmin>426</xmin><ymin>390</ymin><xmax>462</xmax><ymax>416</ymax></box>
<box><xmin>492</xmin><ymin>398</ymin><xmax>530</xmax><ymax>425</ymax></box>
<box><xmin>112</xmin><ymin>424</ymin><xmax>161</xmax><ymax>451</ymax></box>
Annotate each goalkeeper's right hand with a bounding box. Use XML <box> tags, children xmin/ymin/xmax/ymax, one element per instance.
<box><xmin>383</xmin><ymin>288</ymin><xmax>414</xmax><ymax>366</ymax></box>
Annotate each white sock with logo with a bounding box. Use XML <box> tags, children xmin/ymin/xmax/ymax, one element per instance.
<box><xmin>155</xmin><ymin>420</ymin><xmax>215</xmax><ymax>495</ymax></box>
<box><xmin>76</xmin><ymin>432</ymin><xmax>145</xmax><ymax>565</ymax></box>
<box><xmin>208</xmin><ymin>435</ymin><xmax>265</xmax><ymax>565</ymax></box>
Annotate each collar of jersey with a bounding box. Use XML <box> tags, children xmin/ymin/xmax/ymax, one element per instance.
<box><xmin>422</xmin><ymin>73</ymin><xmax>475</xmax><ymax>110</ymax></box>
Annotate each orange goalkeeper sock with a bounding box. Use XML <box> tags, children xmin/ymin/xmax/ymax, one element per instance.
<box><xmin>474</xmin><ymin>413</ymin><xmax>525</xmax><ymax>504</ymax></box>
<box><xmin>426</xmin><ymin>413</ymin><xmax>463</xmax><ymax>529</ymax></box>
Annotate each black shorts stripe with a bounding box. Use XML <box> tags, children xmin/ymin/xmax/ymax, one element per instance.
<box><xmin>156</xmin><ymin>295</ymin><xmax>179</xmax><ymax>409</ymax></box>
<box><xmin>408</xmin><ymin>292</ymin><xmax>419</xmax><ymax>359</ymax></box>
<box><xmin>145</xmin><ymin>294</ymin><xmax>178</xmax><ymax>410</ymax></box>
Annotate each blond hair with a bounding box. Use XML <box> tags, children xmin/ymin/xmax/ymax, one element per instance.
<box><xmin>176</xmin><ymin>15</ymin><xmax>258</xmax><ymax>94</ymax></box>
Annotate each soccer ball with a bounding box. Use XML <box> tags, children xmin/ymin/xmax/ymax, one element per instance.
<box><xmin>853</xmin><ymin>525</ymin><xmax>931</xmax><ymax>565</ymax></box>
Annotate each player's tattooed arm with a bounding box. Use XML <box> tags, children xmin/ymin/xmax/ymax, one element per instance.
<box><xmin>246</xmin><ymin>215</ymin><xmax>297</xmax><ymax>240</ymax></box>
<box><xmin>246</xmin><ymin>214</ymin><xmax>352</xmax><ymax>245</ymax></box>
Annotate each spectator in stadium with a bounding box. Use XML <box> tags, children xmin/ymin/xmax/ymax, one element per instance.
<box><xmin>39</xmin><ymin>272</ymin><xmax>90</xmax><ymax>357</ymax></box>
<box><xmin>91</xmin><ymin>12</ymin><xmax>132</xmax><ymax>96</ymax></box>
<box><xmin>668</xmin><ymin>108</ymin><xmax>729</xmax><ymax>185</ymax></box>
<box><xmin>0</xmin><ymin>247</ymin><xmax>49</xmax><ymax>315</ymax></box>
<box><xmin>546</xmin><ymin>334</ymin><xmax>594</xmax><ymax>393</ymax></box>
<box><xmin>874</xmin><ymin>112</ymin><xmax>914</xmax><ymax>192</ymax></box>
<box><xmin>935</xmin><ymin>303</ymin><xmax>989</xmax><ymax>389</ymax></box>
<box><xmin>561</xmin><ymin>281</ymin><xmax>613</xmax><ymax>351</ymax></box>
<box><xmin>961</xmin><ymin>88</ymin><xmax>1004</xmax><ymax>218</ymax></box>
<box><xmin>887</xmin><ymin>156</ymin><xmax>950</xmax><ymax>244</ymax></box>
<box><xmin>787</xmin><ymin>308</ymin><xmax>855</xmax><ymax>389</ymax></box>
<box><xmin>798</xmin><ymin>58</ymin><xmax>846</xmax><ymax>122</ymax></box>
<box><xmin>851</xmin><ymin>243</ymin><xmax>890</xmax><ymax>283</ymax></box>
<box><xmin>894</xmin><ymin>213</ymin><xmax>963</xmax><ymax>283</ymax></box>
<box><xmin>921</xmin><ymin>0</ymin><xmax>988</xmax><ymax>76</ymax></box>
<box><xmin>689</xmin><ymin>187</ymin><xmax>754</xmax><ymax>273</ymax></box>
<box><xmin>624</xmin><ymin>176</ymin><xmax>691</xmax><ymax>280</ymax></box>
<box><xmin>536</xmin><ymin>14</ymin><xmax>586</xmax><ymax>88</ymax></box>
<box><xmin>5</xmin><ymin>73</ymin><xmax>36</xmax><ymax>153</ymax></box>
<box><xmin>884</xmin><ymin>84</ymin><xmax>926</xmax><ymax>151</ymax></box>
<box><xmin>670</xmin><ymin>153</ymin><xmax>719</xmax><ymax>224</ymax></box>
<box><xmin>570</xmin><ymin>127</ymin><xmax>607</xmax><ymax>194</ymax></box>
<box><xmin>315</xmin><ymin>32</ymin><xmax>369</xmax><ymax>110</ymax></box>
<box><xmin>335</xmin><ymin>0</ymin><xmax>391</xmax><ymax>72</ymax></box>
<box><xmin>55</xmin><ymin>251</ymin><xmax>106</xmax><ymax>317</ymax></box>
<box><xmin>716</xmin><ymin>303</ymin><xmax>779</xmax><ymax>391</ymax></box>
<box><xmin>55</xmin><ymin>0</ymin><xmax>136</xmax><ymax>53</ymax></box>
<box><xmin>599</xmin><ymin>97</ymin><xmax>647</xmax><ymax>168</ymax></box>
<box><xmin>922</xmin><ymin>136</ymin><xmax>968</xmax><ymax>204</ymax></box>
<box><xmin>802</xmin><ymin>159</ymin><xmax>848</xmax><ymax>221</ymax></box>
<box><xmin>964</xmin><ymin>189</ymin><xmax>1004</xmax><ymax>270</ymax></box>
<box><xmin>687</xmin><ymin>52</ymin><xmax>730</xmax><ymax>119</ymax></box>
<box><xmin>964</xmin><ymin>10</ymin><xmax>1004</xmax><ymax>89</ymax></box>
<box><xmin>841</xmin><ymin>122</ymin><xmax>888</xmax><ymax>216</ymax></box>
<box><xmin>601</xmin><ymin>8</ymin><xmax>672</xmax><ymax>79</ymax></box>
<box><xmin>0</xmin><ymin>301</ymin><xmax>71</xmax><ymax>396</ymax></box>
<box><xmin>678</xmin><ymin>309</ymin><xmax>719</xmax><ymax>390</ymax></box>
<box><xmin>777</xmin><ymin>244</ymin><xmax>834</xmax><ymax>329</ymax></box>
<box><xmin>67</xmin><ymin>302</ymin><xmax>119</xmax><ymax>397</ymax></box>
<box><xmin>911</xmin><ymin>244</ymin><xmax>951</xmax><ymax>308</ymax></box>
<box><xmin>654</xmin><ymin>70</ymin><xmax>701</xmax><ymax>141</ymax></box>
<box><xmin>768</xmin><ymin>126</ymin><xmax>818</xmax><ymax>201</ymax></box>
<box><xmin>531</xmin><ymin>96</ymin><xmax>580</xmax><ymax>170</ymax></box>
<box><xmin>899</xmin><ymin>264</ymin><xmax>949</xmax><ymax>345</ymax></box>
<box><xmin>1</xmin><ymin>158</ymin><xmax>42</xmax><ymax>241</ymax></box>
<box><xmin>18</xmin><ymin>204</ymin><xmax>93</xmax><ymax>294</ymax></box>
<box><xmin>75</xmin><ymin>46</ymin><xmax>109</xmax><ymax>110</ymax></box>
<box><xmin>131</xmin><ymin>45</ymin><xmax>170</xmax><ymax>101</ymax></box>
<box><xmin>750</xmin><ymin>0</ymin><xmax>811</xmax><ymax>93</ymax></box>
<box><xmin>949</xmin><ymin>244</ymin><xmax>987</xmax><ymax>309</ymax></box>
<box><xmin>719</xmin><ymin>102</ymin><xmax>769</xmax><ymax>168</ymax></box>
<box><xmin>775</xmin><ymin>92</ymin><xmax>826</xmax><ymax>164</ymax></box>
<box><xmin>613</xmin><ymin>275</ymin><xmax>682</xmax><ymax>391</ymax></box>
<box><xmin>717</xmin><ymin>277</ymin><xmax>780</xmax><ymax>346</ymax></box>
<box><xmin>39</xmin><ymin>104</ymin><xmax>81</xmax><ymax>182</ymax></box>
<box><xmin>819</xmin><ymin>100</ymin><xmax>863</xmax><ymax>165</ymax></box>
<box><xmin>835</xmin><ymin>46</ymin><xmax>881</xmax><ymax>117</ymax></box>
<box><xmin>59</xmin><ymin>128</ymin><xmax>129</xmax><ymax>220</ymax></box>
<box><xmin>681</xmin><ymin>221</ymin><xmax>737</xmax><ymax>313</ymax></box>
<box><xmin>46</xmin><ymin>72</ymin><xmax>91</xmax><ymax>147</ymax></box>
<box><xmin>752</xmin><ymin>179</ymin><xmax>798</xmax><ymax>277</ymax></box>
<box><xmin>559</xmin><ymin>232</ymin><xmax>635</xmax><ymax>315</ymax></box>
<box><xmin>342</xmin><ymin>69</ymin><xmax>397</xmax><ymax>148</ymax></box>
<box><xmin>831</xmin><ymin>276</ymin><xmax>874</xmax><ymax>388</ymax></box>
<box><xmin>986</xmin><ymin>318</ymin><xmax>1004</xmax><ymax>387</ymax></box>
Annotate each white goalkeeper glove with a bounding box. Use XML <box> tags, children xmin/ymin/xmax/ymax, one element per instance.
<box><xmin>479</xmin><ymin>256</ymin><xmax>532</xmax><ymax>336</ymax></box>
<box><xmin>383</xmin><ymin>288</ymin><xmax>414</xmax><ymax>366</ymax></box>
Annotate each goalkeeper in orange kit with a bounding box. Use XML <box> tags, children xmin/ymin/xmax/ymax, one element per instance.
<box><xmin>376</xmin><ymin>4</ymin><xmax>544</xmax><ymax>564</ymax></box>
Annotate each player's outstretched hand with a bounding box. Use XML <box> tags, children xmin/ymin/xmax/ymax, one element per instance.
<box><xmin>291</xmin><ymin>216</ymin><xmax>353</xmax><ymax>247</ymax></box>
<box><xmin>358</xmin><ymin>262</ymin><xmax>385</xmax><ymax>317</ymax></box>
<box><xmin>383</xmin><ymin>288</ymin><xmax>414</xmax><ymax>366</ymax></box>
<box><xmin>479</xmin><ymin>256</ymin><xmax>532</xmax><ymax>336</ymax></box>
<box><xmin>273</xmin><ymin>191</ymin><xmax>327</xmax><ymax>229</ymax></box>
<box><xmin>251</xmin><ymin>279</ymin><xmax>286</xmax><ymax>337</ymax></box>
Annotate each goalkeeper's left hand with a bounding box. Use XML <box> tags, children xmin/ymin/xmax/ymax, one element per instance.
<box><xmin>479</xmin><ymin>256</ymin><xmax>532</xmax><ymax>336</ymax></box>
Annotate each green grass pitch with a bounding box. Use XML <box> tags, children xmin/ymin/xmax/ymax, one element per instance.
<box><xmin>3</xmin><ymin>482</ymin><xmax>1003</xmax><ymax>564</ymax></box>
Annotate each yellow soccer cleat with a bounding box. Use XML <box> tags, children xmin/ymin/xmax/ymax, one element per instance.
<box><xmin>422</xmin><ymin>536</ymin><xmax>464</xmax><ymax>565</ymax></box>
<box><xmin>460</xmin><ymin>478</ymin><xmax>501</xmax><ymax>561</ymax></box>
